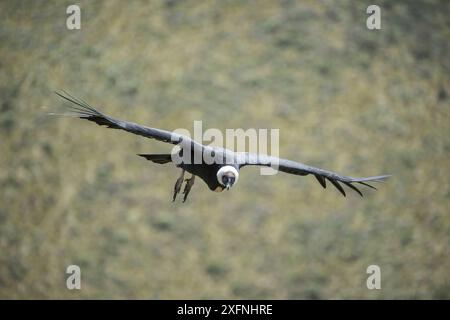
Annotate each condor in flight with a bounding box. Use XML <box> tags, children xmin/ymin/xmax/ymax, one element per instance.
<box><xmin>55</xmin><ymin>91</ymin><xmax>390</xmax><ymax>202</ymax></box>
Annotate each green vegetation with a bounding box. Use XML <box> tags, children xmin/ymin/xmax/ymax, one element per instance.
<box><xmin>0</xmin><ymin>0</ymin><xmax>449</xmax><ymax>299</ymax></box>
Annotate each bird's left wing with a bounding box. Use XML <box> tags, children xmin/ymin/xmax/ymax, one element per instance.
<box><xmin>54</xmin><ymin>91</ymin><xmax>184</xmax><ymax>144</ymax></box>
<box><xmin>237</xmin><ymin>153</ymin><xmax>390</xmax><ymax>197</ymax></box>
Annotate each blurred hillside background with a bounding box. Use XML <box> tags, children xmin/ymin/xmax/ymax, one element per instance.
<box><xmin>0</xmin><ymin>0</ymin><xmax>449</xmax><ymax>299</ymax></box>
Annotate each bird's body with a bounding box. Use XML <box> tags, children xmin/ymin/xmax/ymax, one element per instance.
<box><xmin>55</xmin><ymin>91</ymin><xmax>390</xmax><ymax>202</ymax></box>
<box><xmin>182</xmin><ymin>162</ymin><xmax>228</xmax><ymax>192</ymax></box>
<box><xmin>139</xmin><ymin>144</ymin><xmax>237</xmax><ymax>192</ymax></box>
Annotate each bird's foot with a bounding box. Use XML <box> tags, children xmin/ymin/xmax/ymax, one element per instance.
<box><xmin>172</xmin><ymin>169</ymin><xmax>185</xmax><ymax>202</ymax></box>
<box><xmin>182</xmin><ymin>175</ymin><xmax>195</xmax><ymax>203</ymax></box>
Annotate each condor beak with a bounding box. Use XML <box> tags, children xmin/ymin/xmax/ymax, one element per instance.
<box><xmin>225</xmin><ymin>177</ymin><xmax>235</xmax><ymax>190</ymax></box>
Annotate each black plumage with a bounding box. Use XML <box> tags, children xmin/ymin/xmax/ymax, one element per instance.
<box><xmin>55</xmin><ymin>91</ymin><xmax>390</xmax><ymax>201</ymax></box>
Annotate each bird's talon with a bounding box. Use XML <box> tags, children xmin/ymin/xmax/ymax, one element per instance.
<box><xmin>172</xmin><ymin>169</ymin><xmax>185</xmax><ymax>202</ymax></box>
<box><xmin>182</xmin><ymin>175</ymin><xmax>195</xmax><ymax>202</ymax></box>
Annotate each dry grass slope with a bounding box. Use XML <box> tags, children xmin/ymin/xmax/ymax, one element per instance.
<box><xmin>0</xmin><ymin>0</ymin><xmax>449</xmax><ymax>298</ymax></box>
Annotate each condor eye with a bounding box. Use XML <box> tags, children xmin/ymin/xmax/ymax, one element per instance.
<box><xmin>222</xmin><ymin>176</ymin><xmax>229</xmax><ymax>184</ymax></box>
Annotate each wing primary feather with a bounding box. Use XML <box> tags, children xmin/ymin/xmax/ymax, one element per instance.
<box><xmin>55</xmin><ymin>91</ymin><xmax>100</xmax><ymax>116</ymax></box>
<box><xmin>327</xmin><ymin>178</ymin><xmax>346</xmax><ymax>197</ymax></box>
<box><xmin>55</xmin><ymin>91</ymin><xmax>91</xmax><ymax>113</ymax></box>
<box><xmin>357</xmin><ymin>181</ymin><xmax>377</xmax><ymax>190</ymax></box>
<box><xmin>61</xmin><ymin>90</ymin><xmax>100</xmax><ymax>114</ymax></box>
<box><xmin>314</xmin><ymin>175</ymin><xmax>326</xmax><ymax>188</ymax></box>
<box><xmin>48</xmin><ymin>112</ymin><xmax>86</xmax><ymax>117</ymax></box>
<box><xmin>71</xmin><ymin>93</ymin><xmax>99</xmax><ymax>112</ymax></box>
<box><xmin>64</xmin><ymin>104</ymin><xmax>97</xmax><ymax>116</ymax></box>
<box><xmin>353</xmin><ymin>175</ymin><xmax>391</xmax><ymax>183</ymax></box>
<box><xmin>342</xmin><ymin>181</ymin><xmax>363</xmax><ymax>197</ymax></box>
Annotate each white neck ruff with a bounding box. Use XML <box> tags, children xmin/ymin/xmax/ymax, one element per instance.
<box><xmin>217</xmin><ymin>166</ymin><xmax>239</xmax><ymax>186</ymax></box>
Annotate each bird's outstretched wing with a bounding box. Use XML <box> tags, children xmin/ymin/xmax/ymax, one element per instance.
<box><xmin>54</xmin><ymin>91</ymin><xmax>183</xmax><ymax>144</ymax></box>
<box><xmin>237</xmin><ymin>153</ymin><xmax>390</xmax><ymax>197</ymax></box>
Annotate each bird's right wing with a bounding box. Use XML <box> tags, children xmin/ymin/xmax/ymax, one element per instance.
<box><xmin>237</xmin><ymin>152</ymin><xmax>390</xmax><ymax>197</ymax></box>
<box><xmin>55</xmin><ymin>91</ymin><xmax>186</xmax><ymax>144</ymax></box>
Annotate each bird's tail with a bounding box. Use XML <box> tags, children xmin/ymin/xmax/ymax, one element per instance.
<box><xmin>138</xmin><ymin>154</ymin><xmax>173</xmax><ymax>164</ymax></box>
